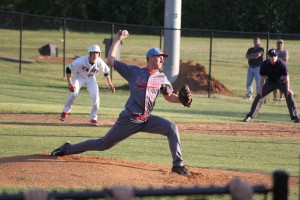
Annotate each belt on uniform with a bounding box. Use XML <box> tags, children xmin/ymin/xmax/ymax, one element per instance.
<box><xmin>131</xmin><ymin>114</ymin><xmax>149</xmax><ymax>122</ymax></box>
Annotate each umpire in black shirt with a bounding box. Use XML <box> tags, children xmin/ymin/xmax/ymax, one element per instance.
<box><xmin>243</xmin><ymin>48</ymin><xmax>300</xmax><ymax>123</ymax></box>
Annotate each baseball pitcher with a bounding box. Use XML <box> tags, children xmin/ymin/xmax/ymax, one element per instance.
<box><xmin>51</xmin><ymin>30</ymin><xmax>193</xmax><ymax>176</ymax></box>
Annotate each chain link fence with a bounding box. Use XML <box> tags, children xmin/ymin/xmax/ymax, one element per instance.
<box><xmin>1</xmin><ymin>11</ymin><xmax>300</xmax><ymax>99</ymax></box>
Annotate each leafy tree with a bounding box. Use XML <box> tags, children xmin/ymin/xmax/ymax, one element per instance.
<box><xmin>0</xmin><ymin>0</ymin><xmax>299</xmax><ymax>33</ymax></box>
<box><xmin>86</xmin><ymin>0</ymin><xmax>164</xmax><ymax>25</ymax></box>
<box><xmin>2</xmin><ymin>0</ymin><xmax>87</xmax><ymax>19</ymax></box>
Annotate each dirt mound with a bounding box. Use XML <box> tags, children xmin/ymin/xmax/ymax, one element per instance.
<box><xmin>0</xmin><ymin>154</ymin><xmax>298</xmax><ymax>190</ymax></box>
<box><xmin>1</xmin><ymin>154</ymin><xmax>297</xmax><ymax>190</ymax></box>
<box><xmin>172</xmin><ymin>60</ymin><xmax>231</xmax><ymax>94</ymax></box>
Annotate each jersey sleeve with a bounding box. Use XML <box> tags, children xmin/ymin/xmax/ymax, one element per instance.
<box><xmin>97</xmin><ymin>58</ymin><xmax>110</xmax><ymax>74</ymax></box>
<box><xmin>259</xmin><ymin>61</ymin><xmax>267</xmax><ymax>76</ymax></box>
<box><xmin>246</xmin><ymin>48</ymin><xmax>251</xmax><ymax>55</ymax></box>
<box><xmin>68</xmin><ymin>57</ymin><xmax>81</xmax><ymax>71</ymax></box>
<box><xmin>160</xmin><ymin>73</ymin><xmax>173</xmax><ymax>94</ymax></box>
<box><xmin>260</xmin><ymin>47</ymin><xmax>264</xmax><ymax>55</ymax></box>
<box><xmin>114</xmin><ymin>60</ymin><xmax>135</xmax><ymax>80</ymax></box>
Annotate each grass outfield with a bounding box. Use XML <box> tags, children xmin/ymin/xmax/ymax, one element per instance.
<box><xmin>1</xmin><ymin>28</ymin><xmax>300</xmax><ymax>98</ymax></box>
<box><xmin>0</xmin><ymin>29</ymin><xmax>300</xmax><ymax>199</ymax></box>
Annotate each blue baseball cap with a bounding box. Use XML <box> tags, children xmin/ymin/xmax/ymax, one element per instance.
<box><xmin>146</xmin><ymin>48</ymin><xmax>169</xmax><ymax>59</ymax></box>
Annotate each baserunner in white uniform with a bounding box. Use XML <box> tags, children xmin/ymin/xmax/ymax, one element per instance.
<box><xmin>60</xmin><ymin>44</ymin><xmax>115</xmax><ymax>126</ymax></box>
<box><xmin>51</xmin><ymin>30</ymin><xmax>192</xmax><ymax>176</ymax></box>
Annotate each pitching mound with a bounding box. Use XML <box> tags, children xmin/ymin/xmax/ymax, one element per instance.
<box><xmin>0</xmin><ymin>154</ymin><xmax>291</xmax><ymax>189</ymax></box>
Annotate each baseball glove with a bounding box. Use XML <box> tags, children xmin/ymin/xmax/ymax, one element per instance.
<box><xmin>178</xmin><ymin>84</ymin><xmax>192</xmax><ymax>107</ymax></box>
<box><xmin>68</xmin><ymin>83</ymin><xmax>76</xmax><ymax>92</ymax></box>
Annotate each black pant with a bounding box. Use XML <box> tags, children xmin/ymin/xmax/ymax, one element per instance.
<box><xmin>246</xmin><ymin>81</ymin><xmax>299</xmax><ymax>120</ymax></box>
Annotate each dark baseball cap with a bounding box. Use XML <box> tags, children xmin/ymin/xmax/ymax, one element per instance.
<box><xmin>267</xmin><ymin>48</ymin><xmax>278</xmax><ymax>57</ymax></box>
<box><xmin>146</xmin><ymin>48</ymin><xmax>169</xmax><ymax>59</ymax></box>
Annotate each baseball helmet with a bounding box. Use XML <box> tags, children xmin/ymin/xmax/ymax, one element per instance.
<box><xmin>88</xmin><ymin>44</ymin><xmax>101</xmax><ymax>54</ymax></box>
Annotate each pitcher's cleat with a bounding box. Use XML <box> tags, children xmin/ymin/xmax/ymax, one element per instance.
<box><xmin>172</xmin><ymin>165</ymin><xmax>192</xmax><ymax>176</ymax></box>
<box><xmin>50</xmin><ymin>141</ymin><xmax>71</xmax><ymax>156</ymax></box>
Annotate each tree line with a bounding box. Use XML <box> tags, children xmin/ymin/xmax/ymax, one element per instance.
<box><xmin>1</xmin><ymin>0</ymin><xmax>299</xmax><ymax>33</ymax></box>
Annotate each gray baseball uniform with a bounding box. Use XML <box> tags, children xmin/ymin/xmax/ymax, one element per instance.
<box><xmin>63</xmin><ymin>60</ymin><xmax>184</xmax><ymax>167</ymax></box>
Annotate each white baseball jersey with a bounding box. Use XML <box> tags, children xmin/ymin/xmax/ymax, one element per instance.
<box><xmin>68</xmin><ymin>55</ymin><xmax>110</xmax><ymax>78</ymax></box>
<box><xmin>62</xmin><ymin>55</ymin><xmax>110</xmax><ymax>121</ymax></box>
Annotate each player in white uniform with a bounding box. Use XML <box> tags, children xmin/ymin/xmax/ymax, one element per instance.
<box><xmin>60</xmin><ymin>44</ymin><xmax>115</xmax><ymax>126</ymax></box>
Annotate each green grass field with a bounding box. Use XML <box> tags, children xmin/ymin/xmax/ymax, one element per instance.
<box><xmin>1</xmin><ymin>28</ymin><xmax>300</xmax><ymax>98</ymax></box>
<box><xmin>0</xmin><ymin>29</ymin><xmax>299</xmax><ymax>199</ymax></box>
